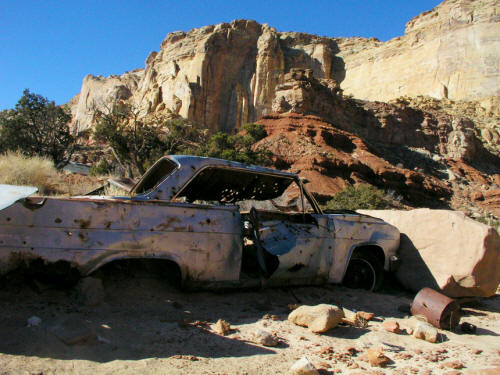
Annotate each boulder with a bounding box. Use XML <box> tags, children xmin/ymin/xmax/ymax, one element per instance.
<box><xmin>288</xmin><ymin>304</ymin><xmax>344</xmax><ymax>333</ymax></box>
<box><xmin>358</xmin><ymin>209</ymin><xmax>500</xmax><ymax>298</ymax></box>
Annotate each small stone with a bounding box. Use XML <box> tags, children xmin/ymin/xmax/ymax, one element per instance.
<box><xmin>413</xmin><ymin>321</ymin><xmax>439</xmax><ymax>343</ymax></box>
<box><xmin>460</xmin><ymin>322</ymin><xmax>477</xmax><ymax>333</ymax></box>
<box><xmin>357</xmin><ymin>311</ymin><xmax>375</xmax><ymax>321</ymax></box>
<box><xmin>406</xmin><ymin>327</ymin><xmax>414</xmax><ymax>335</ymax></box>
<box><xmin>472</xmin><ymin>349</ymin><xmax>482</xmax><ymax>355</ymax></box>
<box><xmin>383</xmin><ymin>320</ymin><xmax>400</xmax><ymax>334</ymax></box>
<box><xmin>290</xmin><ymin>356</ymin><xmax>319</xmax><ymax>375</ymax></box>
<box><xmin>214</xmin><ymin>319</ymin><xmax>231</xmax><ymax>335</ymax></box>
<box><xmin>363</xmin><ymin>348</ymin><xmax>391</xmax><ymax>368</ymax></box>
<box><xmin>445</xmin><ymin>361</ymin><xmax>464</xmax><ymax>369</ymax></box>
<box><xmin>252</xmin><ymin>329</ymin><xmax>278</xmax><ymax>347</ymax></box>
<box><xmin>314</xmin><ymin>360</ymin><xmax>331</xmax><ymax>369</ymax></box>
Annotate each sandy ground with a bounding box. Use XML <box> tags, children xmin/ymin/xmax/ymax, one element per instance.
<box><xmin>0</xmin><ymin>273</ymin><xmax>498</xmax><ymax>375</ymax></box>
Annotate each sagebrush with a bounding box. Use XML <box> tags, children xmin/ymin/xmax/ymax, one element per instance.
<box><xmin>0</xmin><ymin>152</ymin><xmax>58</xmax><ymax>194</ymax></box>
<box><xmin>323</xmin><ymin>184</ymin><xmax>393</xmax><ymax>211</ymax></box>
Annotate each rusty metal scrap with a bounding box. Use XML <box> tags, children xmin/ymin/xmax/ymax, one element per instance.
<box><xmin>411</xmin><ymin>287</ymin><xmax>461</xmax><ymax>330</ymax></box>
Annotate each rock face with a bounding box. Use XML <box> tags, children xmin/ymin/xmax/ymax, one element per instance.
<box><xmin>338</xmin><ymin>0</ymin><xmax>500</xmax><ymax>101</ymax></box>
<box><xmin>357</xmin><ymin>209</ymin><xmax>500</xmax><ymax>297</ymax></box>
<box><xmin>70</xmin><ymin>0</ymin><xmax>500</xmax><ymax>132</ymax></box>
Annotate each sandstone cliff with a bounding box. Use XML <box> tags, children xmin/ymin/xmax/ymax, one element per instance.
<box><xmin>70</xmin><ymin>0</ymin><xmax>500</xmax><ymax>132</ymax></box>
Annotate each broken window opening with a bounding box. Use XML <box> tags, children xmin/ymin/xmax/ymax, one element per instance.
<box><xmin>132</xmin><ymin>158</ymin><xmax>177</xmax><ymax>195</ymax></box>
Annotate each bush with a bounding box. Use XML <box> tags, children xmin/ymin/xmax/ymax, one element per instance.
<box><xmin>0</xmin><ymin>151</ymin><xmax>58</xmax><ymax>194</ymax></box>
<box><xmin>0</xmin><ymin>89</ymin><xmax>74</xmax><ymax>166</ymax></box>
<box><xmin>89</xmin><ymin>159</ymin><xmax>113</xmax><ymax>176</ymax></box>
<box><xmin>187</xmin><ymin>123</ymin><xmax>272</xmax><ymax>166</ymax></box>
<box><xmin>323</xmin><ymin>184</ymin><xmax>392</xmax><ymax>211</ymax></box>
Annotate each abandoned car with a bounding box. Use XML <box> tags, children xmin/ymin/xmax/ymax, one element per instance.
<box><xmin>0</xmin><ymin>155</ymin><xmax>400</xmax><ymax>290</ymax></box>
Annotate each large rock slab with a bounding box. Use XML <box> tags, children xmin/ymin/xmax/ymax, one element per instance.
<box><xmin>358</xmin><ymin>209</ymin><xmax>500</xmax><ymax>297</ymax></box>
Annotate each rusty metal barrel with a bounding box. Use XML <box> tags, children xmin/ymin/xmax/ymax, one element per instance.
<box><xmin>411</xmin><ymin>288</ymin><xmax>460</xmax><ymax>330</ymax></box>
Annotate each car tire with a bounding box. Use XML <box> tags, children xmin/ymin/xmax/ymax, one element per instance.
<box><xmin>343</xmin><ymin>252</ymin><xmax>384</xmax><ymax>291</ymax></box>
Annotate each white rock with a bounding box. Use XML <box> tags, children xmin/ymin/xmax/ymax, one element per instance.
<box><xmin>413</xmin><ymin>321</ymin><xmax>439</xmax><ymax>343</ymax></box>
<box><xmin>290</xmin><ymin>357</ymin><xmax>319</xmax><ymax>375</ymax></box>
<box><xmin>252</xmin><ymin>329</ymin><xmax>278</xmax><ymax>346</ymax></box>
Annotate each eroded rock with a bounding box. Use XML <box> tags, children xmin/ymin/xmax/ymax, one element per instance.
<box><xmin>288</xmin><ymin>304</ymin><xmax>344</xmax><ymax>333</ymax></box>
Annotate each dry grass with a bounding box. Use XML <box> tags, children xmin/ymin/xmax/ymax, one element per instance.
<box><xmin>0</xmin><ymin>151</ymin><xmax>59</xmax><ymax>195</ymax></box>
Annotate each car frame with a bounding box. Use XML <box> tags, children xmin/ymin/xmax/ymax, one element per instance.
<box><xmin>0</xmin><ymin>155</ymin><xmax>400</xmax><ymax>290</ymax></box>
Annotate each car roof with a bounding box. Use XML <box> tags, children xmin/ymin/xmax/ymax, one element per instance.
<box><xmin>167</xmin><ymin>155</ymin><xmax>298</xmax><ymax>179</ymax></box>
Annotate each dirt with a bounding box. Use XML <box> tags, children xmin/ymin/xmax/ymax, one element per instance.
<box><xmin>0</xmin><ymin>275</ymin><xmax>498</xmax><ymax>375</ymax></box>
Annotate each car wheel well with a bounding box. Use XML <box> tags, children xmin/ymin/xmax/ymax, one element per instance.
<box><xmin>90</xmin><ymin>258</ymin><xmax>183</xmax><ymax>288</ymax></box>
<box><xmin>352</xmin><ymin>245</ymin><xmax>385</xmax><ymax>267</ymax></box>
<box><xmin>343</xmin><ymin>245</ymin><xmax>385</xmax><ymax>291</ymax></box>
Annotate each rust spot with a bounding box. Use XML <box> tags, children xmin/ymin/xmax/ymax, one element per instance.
<box><xmin>206</xmin><ymin>218</ymin><xmax>211</xmax><ymax>224</ymax></box>
<box><xmin>55</xmin><ymin>218</ymin><xmax>62</xmax><ymax>224</ymax></box>
<box><xmin>288</xmin><ymin>263</ymin><xmax>305</xmax><ymax>272</ymax></box>
<box><xmin>105</xmin><ymin>221</ymin><xmax>112</xmax><ymax>229</ymax></box>
<box><xmin>74</xmin><ymin>219</ymin><xmax>91</xmax><ymax>229</ymax></box>
<box><xmin>78</xmin><ymin>232</ymin><xmax>88</xmax><ymax>242</ymax></box>
<box><xmin>6</xmin><ymin>218</ymin><xmax>11</xmax><ymax>222</ymax></box>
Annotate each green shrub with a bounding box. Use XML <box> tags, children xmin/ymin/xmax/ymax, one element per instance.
<box><xmin>89</xmin><ymin>159</ymin><xmax>113</xmax><ymax>176</ymax></box>
<box><xmin>0</xmin><ymin>90</ymin><xmax>74</xmax><ymax>166</ymax></box>
<box><xmin>323</xmin><ymin>184</ymin><xmax>392</xmax><ymax>211</ymax></box>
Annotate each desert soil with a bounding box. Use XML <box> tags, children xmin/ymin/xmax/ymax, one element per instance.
<box><xmin>0</xmin><ymin>273</ymin><xmax>498</xmax><ymax>375</ymax></box>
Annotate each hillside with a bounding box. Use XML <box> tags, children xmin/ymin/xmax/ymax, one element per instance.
<box><xmin>67</xmin><ymin>0</ymin><xmax>500</xmax><ymax>222</ymax></box>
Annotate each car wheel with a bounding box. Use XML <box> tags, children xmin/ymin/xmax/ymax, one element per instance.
<box><xmin>343</xmin><ymin>252</ymin><xmax>384</xmax><ymax>291</ymax></box>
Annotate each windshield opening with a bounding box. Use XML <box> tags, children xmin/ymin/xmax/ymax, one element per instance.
<box><xmin>132</xmin><ymin>158</ymin><xmax>177</xmax><ymax>195</ymax></box>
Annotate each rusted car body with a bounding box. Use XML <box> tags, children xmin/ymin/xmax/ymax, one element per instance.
<box><xmin>0</xmin><ymin>155</ymin><xmax>400</xmax><ymax>290</ymax></box>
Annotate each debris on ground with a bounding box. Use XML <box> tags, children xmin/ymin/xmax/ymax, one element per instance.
<box><xmin>214</xmin><ymin>319</ymin><xmax>231</xmax><ymax>336</ymax></box>
<box><xmin>411</xmin><ymin>287</ymin><xmax>460</xmax><ymax>329</ymax></box>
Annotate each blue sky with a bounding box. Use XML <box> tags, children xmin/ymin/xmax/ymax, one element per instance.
<box><xmin>0</xmin><ymin>0</ymin><xmax>442</xmax><ymax>110</ymax></box>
